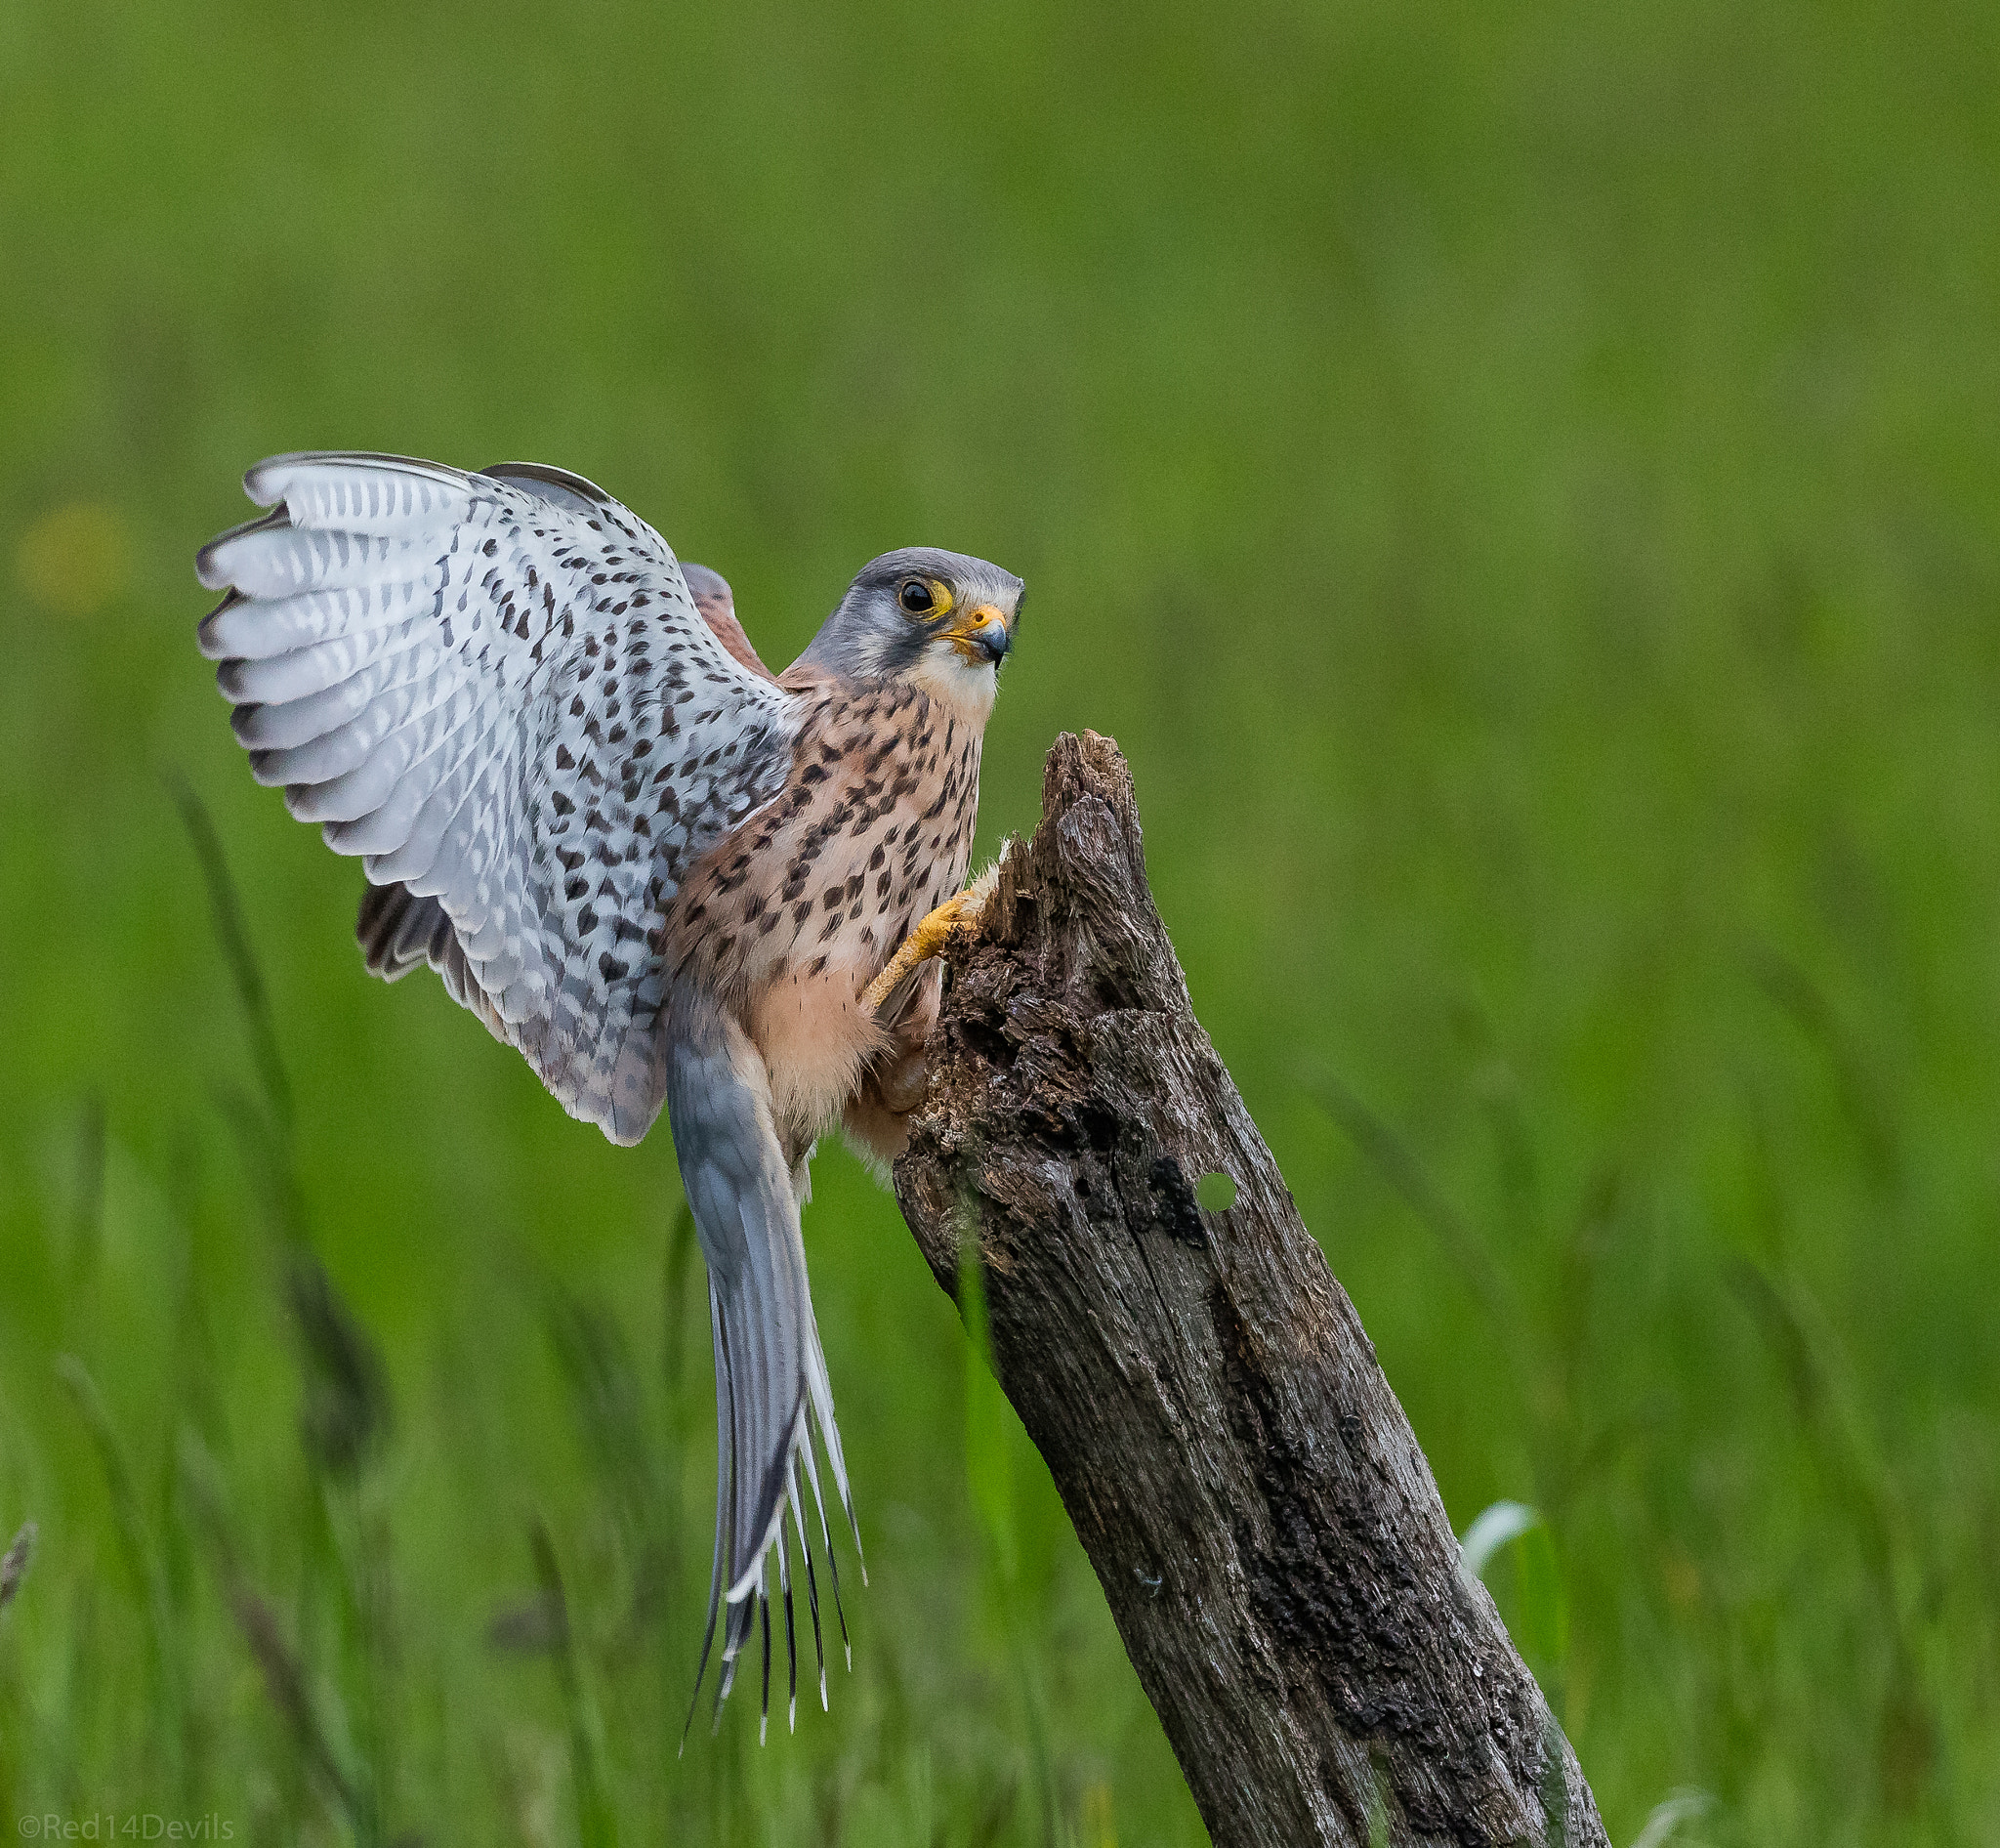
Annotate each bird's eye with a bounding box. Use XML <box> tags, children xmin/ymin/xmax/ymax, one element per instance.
<box><xmin>898</xmin><ymin>579</ymin><xmax>935</xmax><ymax>615</ymax></box>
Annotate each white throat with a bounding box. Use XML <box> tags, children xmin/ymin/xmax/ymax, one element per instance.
<box><xmin>905</xmin><ymin>651</ymin><xmax>998</xmax><ymax>724</ymax></box>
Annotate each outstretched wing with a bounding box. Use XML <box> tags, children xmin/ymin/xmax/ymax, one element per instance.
<box><xmin>667</xmin><ymin>998</ymin><xmax>859</xmax><ymax>1741</ymax></box>
<box><xmin>196</xmin><ymin>452</ymin><xmax>796</xmax><ymax>1143</ymax></box>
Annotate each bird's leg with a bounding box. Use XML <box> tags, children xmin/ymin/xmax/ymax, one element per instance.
<box><xmin>860</xmin><ymin>858</ymin><xmax>1005</xmax><ymax>1019</ymax></box>
<box><xmin>859</xmin><ymin>893</ymin><xmax>977</xmax><ymax>1018</ymax></box>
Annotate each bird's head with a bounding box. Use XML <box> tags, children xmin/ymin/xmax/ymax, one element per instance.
<box><xmin>795</xmin><ymin>548</ymin><xmax>1024</xmax><ymax>722</ymax></box>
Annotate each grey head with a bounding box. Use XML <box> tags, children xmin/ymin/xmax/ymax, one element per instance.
<box><xmin>793</xmin><ymin>548</ymin><xmax>1024</xmax><ymax>712</ymax></box>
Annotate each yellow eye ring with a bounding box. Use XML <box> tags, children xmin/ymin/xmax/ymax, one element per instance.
<box><xmin>898</xmin><ymin>577</ymin><xmax>952</xmax><ymax>618</ymax></box>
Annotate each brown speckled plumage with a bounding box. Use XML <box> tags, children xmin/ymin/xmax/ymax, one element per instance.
<box><xmin>665</xmin><ymin>673</ymin><xmax>980</xmax><ymax>1162</ymax></box>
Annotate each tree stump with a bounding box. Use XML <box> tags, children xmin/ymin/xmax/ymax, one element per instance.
<box><xmin>894</xmin><ymin>732</ymin><xmax>1608</xmax><ymax>1848</ymax></box>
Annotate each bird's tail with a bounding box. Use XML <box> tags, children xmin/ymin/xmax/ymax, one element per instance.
<box><xmin>666</xmin><ymin>1009</ymin><xmax>864</xmax><ymax>1749</ymax></box>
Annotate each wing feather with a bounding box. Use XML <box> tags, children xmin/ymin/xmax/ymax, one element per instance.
<box><xmin>217</xmin><ymin>615</ymin><xmax>437</xmax><ymax>706</ymax></box>
<box><xmin>196</xmin><ymin>450</ymin><xmax>798</xmax><ymax>1143</ymax></box>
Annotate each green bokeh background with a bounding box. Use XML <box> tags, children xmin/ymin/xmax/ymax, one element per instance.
<box><xmin>4</xmin><ymin>2</ymin><xmax>1999</xmax><ymax>1842</ymax></box>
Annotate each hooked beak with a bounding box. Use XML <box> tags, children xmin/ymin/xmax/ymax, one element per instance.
<box><xmin>946</xmin><ymin>604</ymin><xmax>1012</xmax><ymax>666</ymax></box>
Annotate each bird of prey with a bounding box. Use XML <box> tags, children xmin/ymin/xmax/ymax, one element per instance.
<box><xmin>193</xmin><ymin>451</ymin><xmax>1021</xmax><ymax>1735</ymax></box>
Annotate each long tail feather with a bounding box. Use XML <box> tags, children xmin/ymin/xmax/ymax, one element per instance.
<box><xmin>680</xmin><ymin>1286</ymin><xmax>735</xmax><ymax>1759</ymax></box>
<box><xmin>777</xmin><ymin>1525</ymin><xmax>798</xmax><ymax>1733</ymax></box>
<box><xmin>798</xmin><ymin>1425</ymin><xmax>853</xmax><ymax>1669</ymax></box>
<box><xmin>788</xmin><ymin>1462</ymin><xmax>828</xmax><ymax>1709</ymax></box>
<box><xmin>758</xmin><ymin>1591</ymin><xmax>772</xmax><ymax>1746</ymax></box>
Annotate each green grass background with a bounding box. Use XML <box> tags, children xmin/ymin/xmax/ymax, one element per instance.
<box><xmin>3</xmin><ymin>1</ymin><xmax>1999</xmax><ymax>1841</ymax></box>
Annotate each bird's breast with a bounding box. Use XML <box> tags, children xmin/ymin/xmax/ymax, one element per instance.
<box><xmin>660</xmin><ymin>680</ymin><xmax>983</xmax><ymax>1152</ymax></box>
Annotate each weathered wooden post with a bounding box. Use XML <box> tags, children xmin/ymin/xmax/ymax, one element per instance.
<box><xmin>896</xmin><ymin>732</ymin><xmax>1606</xmax><ymax>1848</ymax></box>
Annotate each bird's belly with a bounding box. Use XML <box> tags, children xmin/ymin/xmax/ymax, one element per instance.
<box><xmin>746</xmin><ymin>943</ymin><xmax>889</xmax><ymax>1156</ymax></box>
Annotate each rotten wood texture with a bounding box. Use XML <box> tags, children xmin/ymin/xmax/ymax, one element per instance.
<box><xmin>895</xmin><ymin>732</ymin><xmax>1608</xmax><ymax>1848</ymax></box>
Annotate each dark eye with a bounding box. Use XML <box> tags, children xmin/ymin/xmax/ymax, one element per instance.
<box><xmin>898</xmin><ymin>579</ymin><xmax>935</xmax><ymax>614</ymax></box>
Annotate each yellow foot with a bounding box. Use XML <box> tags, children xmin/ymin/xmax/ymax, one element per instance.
<box><xmin>861</xmin><ymin>863</ymin><xmax>1001</xmax><ymax>1018</ymax></box>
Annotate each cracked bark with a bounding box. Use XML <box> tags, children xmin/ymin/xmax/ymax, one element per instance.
<box><xmin>894</xmin><ymin>732</ymin><xmax>1608</xmax><ymax>1848</ymax></box>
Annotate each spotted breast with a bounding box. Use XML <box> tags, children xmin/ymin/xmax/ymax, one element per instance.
<box><xmin>663</xmin><ymin>676</ymin><xmax>981</xmax><ymax>1164</ymax></box>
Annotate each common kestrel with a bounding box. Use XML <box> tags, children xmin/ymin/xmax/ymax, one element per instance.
<box><xmin>194</xmin><ymin>452</ymin><xmax>1021</xmax><ymax>1733</ymax></box>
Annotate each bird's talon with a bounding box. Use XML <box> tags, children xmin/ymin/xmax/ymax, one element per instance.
<box><xmin>859</xmin><ymin>855</ymin><xmax>1008</xmax><ymax>1020</ymax></box>
<box><xmin>860</xmin><ymin>892</ymin><xmax>978</xmax><ymax>1016</ymax></box>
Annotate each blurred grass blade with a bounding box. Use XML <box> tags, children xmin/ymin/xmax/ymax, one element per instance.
<box><xmin>178</xmin><ymin>1427</ymin><xmax>369</xmax><ymax>1832</ymax></box>
<box><xmin>166</xmin><ymin>769</ymin><xmax>293</xmax><ymax>1135</ymax></box>
<box><xmin>1080</xmin><ymin>1780</ymin><xmax>1116</xmax><ymax>1848</ymax></box>
<box><xmin>212</xmin><ymin>1080</ymin><xmax>309</xmax><ymax>1245</ymax></box>
<box><xmin>547</xmin><ymin>1278</ymin><xmax>672</xmax><ymax>1643</ymax></box>
<box><xmin>958</xmin><ymin>1223</ymin><xmax>1065</xmax><ymax>1846</ymax></box>
<box><xmin>545</xmin><ymin>1283</ymin><xmax>656</xmax><ymax>1553</ymax></box>
<box><xmin>485</xmin><ymin>1591</ymin><xmax>565</xmax><ymax>1655</ymax></box>
<box><xmin>234</xmin><ymin>1584</ymin><xmax>367</xmax><ymax>1828</ymax></box>
<box><xmin>1551</xmin><ymin>1165</ymin><xmax>1620</xmax><ymax>1428</ymax></box>
<box><xmin>1305</xmin><ymin>1069</ymin><xmax>1513</xmax><ymax>1327</ymax></box>
<box><xmin>1628</xmin><ymin>1787</ymin><xmax>1712</xmax><ymax>1848</ymax></box>
<box><xmin>530</xmin><ymin>1517</ymin><xmax>616</xmax><ymax>1848</ymax></box>
<box><xmin>1460</xmin><ymin>1500</ymin><xmax>1540</xmax><ymax>1580</ymax></box>
<box><xmin>67</xmin><ymin>1094</ymin><xmax>106</xmax><ymax>1285</ymax></box>
<box><xmin>958</xmin><ymin>1226</ymin><xmax>1016</xmax><ymax>1583</ymax></box>
<box><xmin>1744</xmin><ymin>941</ymin><xmax>1898</xmax><ymax>1191</ymax></box>
<box><xmin>1364</xmin><ymin>1751</ymin><xmax>1393</xmax><ymax>1848</ymax></box>
<box><xmin>55</xmin><ymin>1357</ymin><xmax>184</xmax><ymax>1780</ymax></box>
<box><xmin>1726</xmin><ymin>1260</ymin><xmax>1820</xmax><ymax>1422</ymax></box>
<box><xmin>287</xmin><ymin>1250</ymin><xmax>393</xmax><ymax>1480</ymax></box>
<box><xmin>1727</xmin><ymin>1259</ymin><xmax>1909</xmax><ymax>1588</ymax></box>
<box><xmin>1538</xmin><ymin>1709</ymin><xmax>1571</xmax><ymax>1848</ymax></box>
<box><xmin>1728</xmin><ymin>1254</ymin><xmax>1935</xmax><ymax>1805</ymax></box>
<box><xmin>0</xmin><ymin>1523</ymin><xmax>36</xmax><ymax>1612</ymax></box>
<box><xmin>173</xmin><ymin>1428</ymin><xmax>237</xmax><ymax>1576</ymax></box>
<box><xmin>661</xmin><ymin>1197</ymin><xmax>696</xmax><ymax>1397</ymax></box>
<box><xmin>1460</xmin><ymin>1499</ymin><xmax>1568</xmax><ymax>1672</ymax></box>
<box><xmin>1517</xmin><ymin>1523</ymin><xmax>1569</xmax><ymax>1668</ymax></box>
